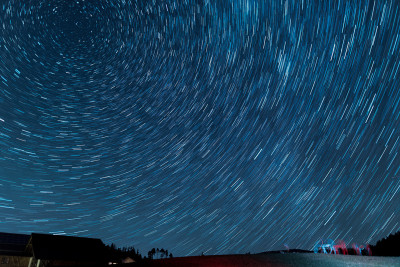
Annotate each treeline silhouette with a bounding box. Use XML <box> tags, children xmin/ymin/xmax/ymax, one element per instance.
<box><xmin>147</xmin><ymin>248</ymin><xmax>173</xmax><ymax>259</ymax></box>
<box><xmin>371</xmin><ymin>230</ymin><xmax>400</xmax><ymax>256</ymax></box>
<box><xmin>106</xmin><ymin>243</ymin><xmax>173</xmax><ymax>264</ymax></box>
<box><xmin>103</xmin><ymin>230</ymin><xmax>400</xmax><ymax>263</ymax></box>
<box><xmin>106</xmin><ymin>243</ymin><xmax>143</xmax><ymax>263</ymax></box>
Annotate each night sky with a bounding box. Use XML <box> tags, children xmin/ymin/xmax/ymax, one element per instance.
<box><xmin>1</xmin><ymin>0</ymin><xmax>400</xmax><ymax>257</ymax></box>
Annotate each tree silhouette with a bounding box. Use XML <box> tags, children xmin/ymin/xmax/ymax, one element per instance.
<box><xmin>106</xmin><ymin>243</ymin><xmax>143</xmax><ymax>263</ymax></box>
<box><xmin>160</xmin><ymin>248</ymin><xmax>165</xmax><ymax>258</ymax></box>
<box><xmin>371</xmin><ymin>230</ymin><xmax>400</xmax><ymax>256</ymax></box>
<box><xmin>146</xmin><ymin>248</ymin><xmax>172</xmax><ymax>260</ymax></box>
<box><xmin>148</xmin><ymin>248</ymin><xmax>156</xmax><ymax>259</ymax></box>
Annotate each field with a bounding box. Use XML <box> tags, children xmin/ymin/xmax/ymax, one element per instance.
<box><xmin>132</xmin><ymin>253</ymin><xmax>400</xmax><ymax>267</ymax></box>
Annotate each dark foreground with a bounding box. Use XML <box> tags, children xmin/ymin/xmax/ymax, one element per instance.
<box><xmin>129</xmin><ymin>253</ymin><xmax>400</xmax><ymax>267</ymax></box>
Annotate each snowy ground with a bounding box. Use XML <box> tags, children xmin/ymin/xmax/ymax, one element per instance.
<box><xmin>254</xmin><ymin>253</ymin><xmax>400</xmax><ymax>267</ymax></box>
<box><xmin>140</xmin><ymin>253</ymin><xmax>400</xmax><ymax>266</ymax></box>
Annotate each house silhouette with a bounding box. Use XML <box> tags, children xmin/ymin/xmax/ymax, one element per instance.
<box><xmin>0</xmin><ymin>232</ymin><xmax>107</xmax><ymax>267</ymax></box>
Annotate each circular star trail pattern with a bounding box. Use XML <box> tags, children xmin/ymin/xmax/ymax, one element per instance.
<box><xmin>1</xmin><ymin>0</ymin><xmax>400</xmax><ymax>256</ymax></box>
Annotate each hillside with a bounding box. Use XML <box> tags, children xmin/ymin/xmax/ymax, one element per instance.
<box><xmin>125</xmin><ymin>253</ymin><xmax>400</xmax><ymax>267</ymax></box>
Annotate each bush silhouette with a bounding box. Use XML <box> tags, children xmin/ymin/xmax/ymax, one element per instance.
<box><xmin>371</xmin><ymin>231</ymin><xmax>400</xmax><ymax>256</ymax></box>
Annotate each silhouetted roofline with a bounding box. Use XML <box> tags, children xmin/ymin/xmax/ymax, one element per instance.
<box><xmin>29</xmin><ymin>233</ymin><xmax>106</xmax><ymax>261</ymax></box>
<box><xmin>0</xmin><ymin>232</ymin><xmax>31</xmax><ymax>256</ymax></box>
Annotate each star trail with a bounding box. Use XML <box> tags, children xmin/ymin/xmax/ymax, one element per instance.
<box><xmin>1</xmin><ymin>0</ymin><xmax>400</xmax><ymax>257</ymax></box>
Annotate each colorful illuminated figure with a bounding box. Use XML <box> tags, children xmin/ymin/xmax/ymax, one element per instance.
<box><xmin>314</xmin><ymin>239</ymin><xmax>369</xmax><ymax>255</ymax></box>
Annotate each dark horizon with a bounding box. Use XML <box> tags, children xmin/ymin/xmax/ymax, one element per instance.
<box><xmin>2</xmin><ymin>230</ymin><xmax>398</xmax><ymax>258</ymax></box>
<box><xmin>1</xmin><ymin>231</ymin><xmax>399</xmax><ymax>267</ymax></box>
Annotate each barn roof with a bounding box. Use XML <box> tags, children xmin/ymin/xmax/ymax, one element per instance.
<box><xmin>0</xmin><ymin>232</ymin><xmax>30</xmax><ymax>256</ymax></box>
<box><xmin>30</xmin><ymin>233</ymin><xmax>106</xmax><ymax>261</ymax></box>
